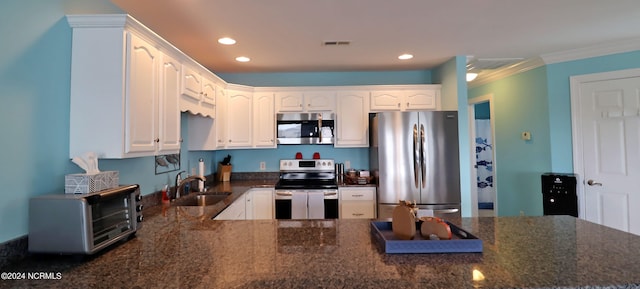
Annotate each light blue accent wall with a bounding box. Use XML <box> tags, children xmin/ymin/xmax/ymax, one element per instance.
<box><xmin>0</xmin><ymin>0</ymin><xmax>218</xmax><ymax>243</ymax></box>
<box><xmin>469</xmin><ymin>66</ymin><xmax>551</xmax><ymax>216</ymax></box>
<box><xmin>217</xmin><ymin>70</ymin><xmax>432</xmax><ymax>87</ymax></box>
<box><xmin>432</xmin><ymin>56</ymin><xmax>472</xmax><ymax>217</ymax></box>
<box><xmin>214</xmin><ymin>146</ymin><xmax>369</xmax><ymax>172</ymax></box>
<box><xmin>546</xmin><ymin>50</ymin><xmax>640</xmax><ymax>173</ymax></box>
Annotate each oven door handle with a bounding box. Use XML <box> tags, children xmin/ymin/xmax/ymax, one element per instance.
<box><xmin>276</xmin><ymin>191</ymin><xmax>293</xmax><ymax>196</ymax></box>
<box><xmin>324</xmin><ymin>191</ymin><xmax>337</xmax><ymax>196</ymax></box>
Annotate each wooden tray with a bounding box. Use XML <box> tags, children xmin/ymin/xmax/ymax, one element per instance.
<box><xmin>370</xmin><ymin>221</ymin><xmax>483</xmax><ymax>254</ymax></box>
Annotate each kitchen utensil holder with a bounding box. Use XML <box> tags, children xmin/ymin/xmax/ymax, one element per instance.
<box><xmin>217</xmin><ymin>164</ymin><xmax>232</xmax><ymax>182</ymax></box>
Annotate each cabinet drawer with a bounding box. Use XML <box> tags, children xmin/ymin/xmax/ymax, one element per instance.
<box><xmin>340</xmin><ymin>188</ymin><xmax>375</xmax><ymax>201</ymax></box>
<box><xmin>341</xmin><ymin>202</ymin><xmax>375</xmax><ymax>219</ymax></box>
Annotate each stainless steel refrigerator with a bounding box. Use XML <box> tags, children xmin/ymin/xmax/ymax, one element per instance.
<box><xmin>370</xmin><ymin>111</ymin><xmax>461</xmax><ymax>219</ymax></box>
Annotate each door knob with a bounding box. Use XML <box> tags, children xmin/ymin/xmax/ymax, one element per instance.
<box><xmin>587</xmin><ymin>179</ymin><xmax>602</xmax><ymax>186</ymax></box>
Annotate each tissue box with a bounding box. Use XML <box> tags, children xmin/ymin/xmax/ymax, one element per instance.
<box><xmin>217</xmin><ymin>164</ymin><xmax>232</xmax><ymax>182</ymax></box>
<box><xmin>65</xmin><ymin>171</ymin><xmax>119</xmax><ymax>194</ymax></box>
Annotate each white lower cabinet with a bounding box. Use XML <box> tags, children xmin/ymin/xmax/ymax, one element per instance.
<box><xmin>214</xmin><ymin>194</ymin><xmax>246</xmax><ymax>220</ymax></box>
<box><xmin>339</xmin><ymin>187</ymin><xmax>376</xmax><ymax>219</ymax></box>
<box><xmin>214</xmin><ymin>188</ymin><xmax>274</xmax><ymax>220</ymax></box>
<box><xmin>246</xmin><ymin>189</ymin><xmax>274</xmax><ymax>220</ymax></box>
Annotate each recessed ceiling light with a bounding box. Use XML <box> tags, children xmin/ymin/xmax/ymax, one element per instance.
<box><xmin>218</xmin><ymin>37</ymin><xmax>236</xmax><ymax>45</ymax></box>
<box><xmin>398</xmin><ymin>54</ymin><xmax>413</xmax><ymax>60</ymax></box>
<box><xmin>235</xmin><ymin>56</ymin><xmax>250</xmax><ymax>62</ymax></box>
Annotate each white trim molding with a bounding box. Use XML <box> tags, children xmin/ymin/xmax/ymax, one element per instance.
<box><xmin>468</xmin><ymin>37</ymin><xmax>640</xmax><ymax>88</ymax></box>
<box><xmin>468</xmin><ymin>57</ymin><xmax>545</xmax><ymax>88</ymax></box>
<box><xmin>542</xmin><ymin>37</ymin><xmax>640</xmax><ymax>65</ymax></box>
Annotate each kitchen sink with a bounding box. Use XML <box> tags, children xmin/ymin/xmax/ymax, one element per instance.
<box><xmin>174</xmin><ymin>192</ymin><xmax>231</xmax><ymax>207</ymax></box>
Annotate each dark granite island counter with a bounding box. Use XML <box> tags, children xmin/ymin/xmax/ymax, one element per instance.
<box><xmin>2</xmin><ymin>204</ymin><xmax>640</xmax><ymax>288</ymax></box>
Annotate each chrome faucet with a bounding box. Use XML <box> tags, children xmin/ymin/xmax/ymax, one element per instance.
<box><xmin>174</xmin><ymin>171</ymin><xmax>205</xmax><ymax>200</ymax></box>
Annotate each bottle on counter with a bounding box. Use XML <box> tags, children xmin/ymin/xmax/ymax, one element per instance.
<box><xmin>161</xmin><ymin>184</ymin><xmax>170</xmax><ymax>205</ymax></box>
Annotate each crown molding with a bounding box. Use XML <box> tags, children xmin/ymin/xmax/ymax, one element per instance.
<box><xmin>468</xmin><ymin>57</ymin><xmax>546</xmax><ymax>88</ymax></box>
<box><xmin>467</xmin><ymin>37</ymin><xmax>640</xmax><ymax>88</ymax></box>
<box><xmin>540</xmin><ymin>37</ymin><xmax>640</xmax><ymax>64</ymax></box>
<box><xmin>66</xmin><ymin>14</ymin><xmax>127</xmax><ymax>28</ymax></box>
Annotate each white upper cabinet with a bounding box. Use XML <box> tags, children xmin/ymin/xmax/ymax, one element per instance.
<box><xmin>186</xmin><ymin>84</ymin><xmax>226</xmax><ymax>151</ymax></box>
<box><xmin>181</xmin><ymin>65</ymin><xmax>203</xmax><ymax>102</ymax></box>
<box><xmin>275</xmin><ymin>92</ymin><xmax>303</xmax><ymax>112</ymax></box>
<box><xmin>226</xmin><ymin>86</ymin><xmax>253</xmax><ymax>148</ymax></box>
<box><xmin>275</xmin><ymin>91</ymin><xmax>336</xmax><ymax>112</ymax></box>
<box><xmin>335</xmin><ymin>91</ymin><xmax>370</xmax><ymax>147</ymax></box>
<box><xmin>370</xmin><ymin>85</ymin><xmax>441</xmax><ymax>111</ymax></box>
<box><xmin>404</xmin><ymin>89</ymin><xmax>438</xmax><ymax>110</ymax></box>
<box><xmin>126</xmin><ymin>33</ymin><xmax>159</xmax><ymax>155</ymax></box>
<box><xmin>180</xmin><ymin>64</ymin><xmax>217</xmax><ymax>118</ymax></box>
<box><xmin>214</xmin><ymin>87</ymin><xmax>228</xmax><ymax>149</ymax></box>
<box><xmin>201</xmin><ymin>78</ymin><xmax>216</xmax><ymax>105</ymax></box>
<box><xmin>253</xmin><ymin>91</ymin><xmax>276</xmax><ymax>148</ymax></box>
<box><xmin>158</xmin><ymin>53</ymin><xmax>182</xmax><ymax>153</ymax></box>
<box><xmin>67</xmin><ymin>15</ymin><xmax>182</xmax><ymax>158</ymax></box>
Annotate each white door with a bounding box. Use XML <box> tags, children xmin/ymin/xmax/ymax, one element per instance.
<box><xmin>572</xmin><ymin>69</ymin><xmax>640</xmax><ymax>235</ymax></box>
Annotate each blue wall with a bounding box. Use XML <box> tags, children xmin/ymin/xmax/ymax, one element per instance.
<box><xmin>214</xmin><ymin>146</ymin><xmax>369</xmax><ymax>172</ymax></box>
<box><xmin>432</xmin><ymin>56</ymin><xmax>473</xmax><ymax>217</ymax></box>
<box><xmin>0</xmin><ymin>0</ymin><xmax>123</xmax><ymax>243</ymax></box>
<box><xmin>217</xmin><ymin>70</ymin><xmax>432</xmax><ymax>87</ymax></box>
<box><xmin>469</xmin><ymin>67</ymin><xmax>552</xmax><ymax>216</ymax></box>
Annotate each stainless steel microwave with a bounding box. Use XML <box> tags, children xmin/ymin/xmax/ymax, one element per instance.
<box><xmin>277</xmin><ymin>112</ymin><xmax>335</xmax><ymax>145</ymax></box>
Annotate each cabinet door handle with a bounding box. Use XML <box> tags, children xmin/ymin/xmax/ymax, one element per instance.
<box><xmin>154</xmin><ymin>138</ymin><xmax>160</xmax><ymax>143</ymax></box>
<box><xmin>352</xmin><ymin>213</ymin><xmax>364</xmax><ymax>216</ymax></box>
<box><xmin>352</xmin><ymin>194</ymin><xmax>363</xmax><ymax>197</ymax></box>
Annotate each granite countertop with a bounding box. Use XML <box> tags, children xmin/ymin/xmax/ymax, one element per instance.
<box><xmin>2</xmin><ymin>180</ymin><xmax>640</xmax><ymax>289</ymax></box>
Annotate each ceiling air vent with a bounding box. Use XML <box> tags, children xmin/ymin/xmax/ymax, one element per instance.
<box><xmin>323</xmin><ymin>41</ymin><xmax>351</xmax><ymax>46</ymax></box>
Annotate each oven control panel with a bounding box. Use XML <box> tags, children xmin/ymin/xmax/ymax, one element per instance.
<box><xmin>280</xmin><ymin>159</ymin><xmax>334</xmax><ymax>171</ymax></box>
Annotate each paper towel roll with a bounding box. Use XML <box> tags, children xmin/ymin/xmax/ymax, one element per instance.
<box><xmin>198</xmin><ymin>158</ymin><xmax>205</xmax><ymax>192</ymax></box>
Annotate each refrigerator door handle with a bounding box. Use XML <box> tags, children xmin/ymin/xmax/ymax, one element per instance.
<box><xmin>420</xmin><ymin>124</ymin><xmax>426</xmax><ymax>189</ymax></box>
<box><xmin>434</xmin><ymin>208</ymin><xmax>460</xmax><ymax>214</ymax></box>
<box><xmin>413</xmin><ymin>124</ymin><xmax>419</xmax><ymax>188</ymax></box>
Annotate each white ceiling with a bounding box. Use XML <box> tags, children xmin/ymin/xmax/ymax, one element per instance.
<box><xmin>110</xmin><ymin>0</ymin><xmax>640</xmax><ymax>74</ymax></box>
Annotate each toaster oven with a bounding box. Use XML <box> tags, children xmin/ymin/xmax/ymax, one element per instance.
<box><xmin>29</xmin><ymin>184</ymin><xmax>143</xmax><ymax>254</ymax></box>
